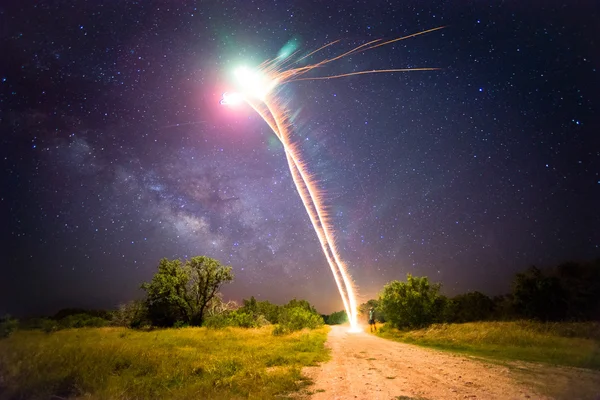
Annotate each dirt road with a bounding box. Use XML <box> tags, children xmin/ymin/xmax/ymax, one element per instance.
<box><xmin>304</xmin><ymin>325</ymin><xmax>600</xmax><ymax>400</ymax></box>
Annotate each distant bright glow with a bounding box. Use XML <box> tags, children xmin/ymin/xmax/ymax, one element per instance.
<box><xmin>348</xmin><ymin>325</ymin><xmax>363</xmax><ymax>333</ymax></box>
<box><xmin>220</xmin><ymin>92</ymin><xmax>243</xmax><ymax>106</ymax></box>
<box><xmin>233</xmin><ymin>66</ymin><xmax>276</xmax><ymax>100</ymax></box>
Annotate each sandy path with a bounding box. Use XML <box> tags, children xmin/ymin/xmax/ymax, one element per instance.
<box><xmin>304</xmin><ymin>325</ymin><xmax>597</xmax><ymax>400</ymax></box>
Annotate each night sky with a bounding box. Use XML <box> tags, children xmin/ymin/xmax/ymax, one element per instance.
<box><xmin>2</xmin><ymin>1</ymin><xmax>599</xmax><ymax>317</ymax></box>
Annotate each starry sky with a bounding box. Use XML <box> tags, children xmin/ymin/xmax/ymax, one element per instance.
<box><xmin>1</xmin><ymin>1</ymin><xmax>599</xmax><ymax>317</ymax></box>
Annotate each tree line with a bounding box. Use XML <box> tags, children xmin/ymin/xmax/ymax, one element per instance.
<box><xmin>362</xmin><ymin>259</ymin><xmax>600</xmax><ymax>329</ymax></box>
<box><xmin>1</xmin><ymin>256</ymin><xmax>326</xmax><ymax>337</ymax></box>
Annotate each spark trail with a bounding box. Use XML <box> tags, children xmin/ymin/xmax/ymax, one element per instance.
<box><xmin>221</xmin><ymin>27</ymin><xmax>443</xmax><ymax>330</ymax></box>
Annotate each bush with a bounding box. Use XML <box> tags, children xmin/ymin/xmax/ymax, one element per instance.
<box><xmin>272</xmin><ymin>324</ymin><xmax>289</xmax><ymax>336</ymax></box>
<box><xmin>173</xmin><ymin>321</ymin><xmax>189</xmax><ymax>329</ymax></box>
<box><xmin>204</xmin><ymin>310</ymin><xmax>270</xmax><ymax>329</ymax></box>
<box><xmin>41</xmin><ymin>318</ymin><xmax>59</xmax><ymax>334</ymax></box>
<box><xmin>325</xmin><ymin>310</ymin><xmax>348</xmax><ymax>325</ymax></box>
<box><xmin>0</xmin><ymin>315</ymin><xmax>18</xmax><ymax>338</ymax></box>
<box><xmin>379</xmin><ymin>274</ymin><xmax>442</xmax><ymax>329</ymax></box>
<box><xmin>112</xmin><ymin>300</ymin><xmax>149</xmax><ymax>329</ymax></box>
<box><xmin>275</xmin><ymin>306</ymin><xmax>323</xmax><ymax>334</ymax></box>
<box><xmin>61</xmin><ymin>314</ymin><xmax>109</xmax><ymax>328</ymax></box>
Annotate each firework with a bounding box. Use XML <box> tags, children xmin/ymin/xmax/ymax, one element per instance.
<box><xmin>221</xmin><ymin>27</ymin><xmax>443</xmax><ymax>330</ymax></box>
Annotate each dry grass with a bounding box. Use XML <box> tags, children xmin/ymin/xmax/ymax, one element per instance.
<box><xmin>376</xmin><ymin>320</ymin><xmax>600</xmax><ymax>369</ymax></box>
<box><xmin>0</xmin><ymin>326</ymin><xmax>330</xmax><ymax>399</ymax></box>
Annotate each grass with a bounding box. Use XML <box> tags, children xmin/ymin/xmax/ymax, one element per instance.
<box><xmin>375</xmin><ymin>320</ymin><xmax>600</xmax><ymax>370</ymax></box>
<box><xmin>0</xmin><ymin>326</ymin><xmax>330</xmax><ymax>399</ymax></box>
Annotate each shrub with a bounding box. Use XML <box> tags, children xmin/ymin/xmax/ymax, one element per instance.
<box><xmin>379</xmin><ymin>274</ymin><xmax>441</xmax><ymax>329</ymax></box>
<box><xmin>41</xmin><ymin>318</ymin><xmax>59</xmax><ymax>334</ymax></box>
<box><xmin>0</xmin><ymin>315</ymin><xmax>18</xmax><ymax>338</ymax></box>
<box><xmin>61</xmin><ymin>314</ymin><xmax>109</xmax><ymax>328</ymax></box>
<box><xmin>112</xmin><ymin>300</ymin><xmax>149</xmax><ymax>329</ymax></box>
<box><xmin>272</xmin><ymin>324</ymin><xmax>289</xmax><ymax>336</ymax></box>
<box><xmin>204</xmin><ymin>310</ymin><xmax>270</xmax><ymax>329</ymax></box>
<box><xmin>325</xmin><ymin>310</ymin><xmax>348</xmax><ymax>325</ymax></box>
<box><xmin>276</xmin><ymin>306</ymin><xmax>323</xmax><ymax>334</ymax></box>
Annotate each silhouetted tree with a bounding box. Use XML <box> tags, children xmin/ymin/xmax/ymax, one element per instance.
<box><xmin>446</xmin><ymin>291</ymin><xmax>495</xmax><ymax>323</ymax></box>
<box><xmin>555</xmin><ymin>260</ymin><xmax>600</xmax><ymax>320</ymax></box>
<box><xmin>512</xmin><ymin>266</ymin><xmax>567</xmax><ymax>321</ymax></box>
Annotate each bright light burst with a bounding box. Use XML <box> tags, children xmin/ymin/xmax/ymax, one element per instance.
<box><xmin>221</xmin><ymin>26</ymin><xmax>443</xmax><ymax>331</ymax></box>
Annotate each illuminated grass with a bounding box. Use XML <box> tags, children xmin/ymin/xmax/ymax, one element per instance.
<box><xmin>376</xmin><ymin>321</ymin><xmax>600</xmax><ymax>369</ymax></box>
<box><xmin>0</xmin><ymin>326</ymin><xmax>330</xmax><ymax>399</ymax></box>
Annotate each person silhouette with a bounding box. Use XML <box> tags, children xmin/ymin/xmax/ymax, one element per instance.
<box><xmin>369</xmin><ymin>307</ymin><xmax>376</xmax><ymax>332</ymax></box>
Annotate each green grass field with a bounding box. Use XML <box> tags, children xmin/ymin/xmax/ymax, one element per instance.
<box><xmin>0</xmin><ymin>326</ymin><xmax>330</xmax><ymax>399</ymax></box>
<box><xmin>375</xmin><ymin>320</ymin><xmax>600</xmax><ymax>369</ymax></box>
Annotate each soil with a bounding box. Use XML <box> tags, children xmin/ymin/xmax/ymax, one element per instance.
<box><xmin>303</xmin><ymin>325</ymin><xmax>600</xmax><ymax>400</ymax></box>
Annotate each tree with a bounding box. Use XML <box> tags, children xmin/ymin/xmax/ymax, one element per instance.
<box><xmin>325</xmin><ymin>310</ymin><xmax>348</xmax><ymax>325</ymax></box>
<box><xmin>238</xmin><ymin>297</ymin><xmax>281</xmax><ymax>323</ymax></box>
<box><xmin>446</xmin><ymin>291</ymin><xmax>494</xmax><ymax>323</ymax></box>
<box><xmin>512</xmin><ymin>266</ymin><xmax>567</xmax><ymax>321</ymax></box>
<box><xmin>379</xmin><ymin>274</ymin><xmax>441</xmax><ymax>329</ymax></box>
<box><xmin>555</xmin><ymin>260</ymin><xmax>600</xmax><ymax>320</ymax></box>
<box><xmin>187</xmin><ymin>256</ymin><xmax>234</xmax><ymax>325</ymax></box>
<box><xmin>141</xmin><ymin>256</ymin><xmax>233</xmax><ymax>326</ymax></box>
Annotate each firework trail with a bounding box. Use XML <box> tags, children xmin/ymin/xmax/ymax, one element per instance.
<box><xmin>221</xmin><ymin>26</ymin><xmax>443</xmax><ymax>330</ymax></box>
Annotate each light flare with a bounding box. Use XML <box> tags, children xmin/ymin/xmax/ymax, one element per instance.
<box><xmin>221</xmin><ymin>27</ymin><xmax>443</xmax><ymax>330</ymax></box>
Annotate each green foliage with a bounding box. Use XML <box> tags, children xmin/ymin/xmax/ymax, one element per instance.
<box><xmin>379</xmin><ymin>274</ymin><xmax>441</xmax><ymax>329</ymax></box>
<box><xmin>53</xmin><ymin>308</ymin><xmax>112</xmax><ymax>321</ymax></box>
<box><xmin>205</xmin><ymin>298</ymin><xmax>322</xmax><ymax>332</ymax></box>
<box><xmin>238</xmin><ymin>296</ymin><xmax>282</xmax><ymax>323</ymax></box>
<box><xmin>141</xmin><ymin>256</ymin><xmax>234</xmax><ymax>327</ymax></box>
<box><xmin>0</xmin><ymin>326</ymin><xmax>330</xmax><ymax>399</ymax></box>
<box><xmin>60</xmin><ymin>314</ymin><xmax>109</xmax><ymax>329</ymax></box>
<box><xmin>173</xmin><ymin>321</ymin><xmax>189</xmax><ymax>329</ymax></box>
<box><xmin>359</xmin><ymin>299</ymin><xmax>385</xmax><ymax>322</ymax></box>
<box><xmin>112</xmin><ymin>300</ymin><xmax>150</xmax><ymax>329</ymax></box>
<box><xmin>274</xmin><ymin>306</ymin><xmax>324</xmax><ymax>335</ymax></box>
<box><xmin>444</xmin><ymin>291</ymin><xmax>495</xmax><ymax>323</ymax></box>
<box><xmin>41</xmin><ymin>318</ymin><xmax>59</xmax><ymax>334</ymax></box>
<box><xmin>204</xmin><ymin>309</ymin><xmax>270</xmax><ymax>329</ymax></box>
<box><xmin>283</xmin><ymin>298</ymin><xmax>318</xmax><ymax>314</ymax></box>
<box><xmin>0</xmin><ymin>315</ymin><xmax>18</xmax><ymax>339</ymax></box>
<box><xmin>324</xmin><ymin>310</ymin><xmax>348</xmax><ymax>325</ymax></box>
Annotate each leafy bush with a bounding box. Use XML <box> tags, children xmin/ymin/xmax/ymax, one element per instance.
<box><xmin>0</xmin><ymin>315</ymin><xmax>18</xmax><ymax>338</ymax></box>
<box><xmin>41</xmin><ymin>318</ymin><xmax>59</xmax><ymax>334</ymax></box>
<box><xmin>204</xmin><ymin>310</ymin><xmax>270</xmax><ymax>329</ymax></box>
<box><xmin>325</xmin><ymin>310</ymin><xmax>348</xmax><ymax>325</ymax></box>
<box><xmin>238</xmin><ymin>297</ymin><xmax>282</xmax><ymax>323</ymax></box>
<box><xmin>379</xmin><ymin>274</ymin><xmax>442</xmax><ymax>329</ymax></box>
<box><xmin>272</xmin><ymin>324</ymin><xmax>289</xmax><ymax>336</ymax></box>
<box><xmin>61</xmin><ymin>314</ymin><xmax>109</xmax><ymax>328</ymax></box>
<box><xmin>274</xmin><ymin>306</ymin><xmax>323</xmax><ymax>335</ymax></box>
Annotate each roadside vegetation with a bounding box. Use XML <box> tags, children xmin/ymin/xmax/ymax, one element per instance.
<box><xmin>0</xmin><ymin>325</ymin><xmax>329</xmax><ymax>399</ymax></box>
<box><xmin>376</xmin><ymin>320</ymin><xmax>600</xmax><ymax>369</ymax></box>
<box><xmin>0</xmin><ymin>255</ymin><xmax>332</xmax><ymax>399</ymax></box>
<box><xmin>361</xmin><ymin>259</ymin><xmax>600</xmax><ymax>369</ymax></box>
